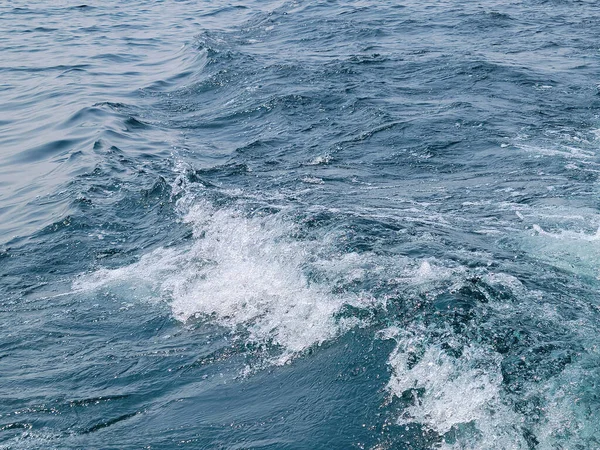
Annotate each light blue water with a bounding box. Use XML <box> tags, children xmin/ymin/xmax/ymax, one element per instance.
<box><xmin>2</xmin><ymin>1</ymin><xmax>600</xmax><ymax>448</ymax></box>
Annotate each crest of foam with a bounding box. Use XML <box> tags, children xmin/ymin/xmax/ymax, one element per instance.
<box><xmin>380</xmin><ymin>266</ymin><xmax>600</xmax><ymax>450</ymax></box>
<box><xmin>382</xmin><ymin>328</ymin><xmax>527</xmax><ymax>449</ymax></box>
<box><xmin>75</xmin><ymin>199</ymin><xmax>364</xmax><ymax>364</ymax></box>
<box><xmin>388</xmin><ymin>346</ymin><xmax>501</xmax><ymax>434</ymax></box>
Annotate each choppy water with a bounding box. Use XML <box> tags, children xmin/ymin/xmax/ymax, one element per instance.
<box><xmin>2</xmin><ymin>1</ymin><xmax>600</xmax><ymax>448</ymax></box>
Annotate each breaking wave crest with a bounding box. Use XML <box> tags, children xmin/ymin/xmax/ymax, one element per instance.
<box><xmin>74</xmin><ymin>187</ymin><xmax>370</xmax><ymax>365</ymax></box>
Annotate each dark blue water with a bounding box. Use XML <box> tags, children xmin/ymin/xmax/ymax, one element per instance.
<box><xmin>2</xmin><ymin>1</ymin><xmax>600</xmax><ymax>448</ymax></box>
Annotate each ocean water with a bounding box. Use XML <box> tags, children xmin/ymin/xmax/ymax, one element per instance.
<box><xmin>2</xmin><ymin>0</ymin><xmax>600</xmax><ymax>448</ymax></box>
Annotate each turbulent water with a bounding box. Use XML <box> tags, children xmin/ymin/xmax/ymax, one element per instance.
<box><xmin>2</xmin><ymin>1</ymin><xmax>600</xmax><ymax>448</ymax></box>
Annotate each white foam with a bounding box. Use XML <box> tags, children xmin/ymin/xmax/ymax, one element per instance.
<box><xmin>526</xmin><ymin>223</ymin><xmax>600</xmax><ymax>279</ymax></box>
<box><xmin>382</xmin><ymin>329</ymin><xmax>527</xmax><ymax>449</ymax></box>
<box><xmin>388</xmin><ymin>346</ymin><xmax>502</xmax><ymax>434</ymax></box>
<box><xmin>306</xmin><ymin>154</ymin><xmax>331</xmax><ymax>165</ymax></box>
<box><xmin>75</xmin><ymin>199</ymin><xmax>367</xmax><ymax>365</ymax></box>
<box><xmin>532</xmin><ymin>223</ymin><xmax>600</xmax><ymax>242</ymax></box>
<box><xmin>379</xmin><ymin>262</ymin><xmax>600</xmax><ymax>450</ymax></box>
<box><xmin>516</xmin><ymin>143</ymin><xmax>596</xmax><ymax>160</ymax></box>
<box><xmin>393</xmin><ymin>259</ymin><xmax>466</xmax><ymax>298</ymax></box>
<box><xmin>537</xmin><ymin>356</ymin><xmax>600</xmax><ymax>448</ymax></box>
<box><xmin>300</xmin><ymin>176</ymin><xmax>324</xmax><ymax>185</ymax></box>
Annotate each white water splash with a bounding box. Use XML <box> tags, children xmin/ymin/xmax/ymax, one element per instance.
<box><xmin>75</xmin><ymin>198</ymin><xmax>367</xmax><ymax>365</ymax></box>
<box><xmin>381</xmin><ymin>327</ymin><xmax>527</xmax><ymax>449</ymax></box>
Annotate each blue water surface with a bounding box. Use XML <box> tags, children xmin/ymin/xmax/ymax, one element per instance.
<box><xmin>2</xmin><ymin>1</ymin><xmax>600</xmax><ymax>448</ymax></box>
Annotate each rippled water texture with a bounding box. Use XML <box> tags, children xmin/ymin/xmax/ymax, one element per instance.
<box><xmin>2</xmin><ymin>1</ymin><xmax>600</xmax><ymax>449</ymax></box>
